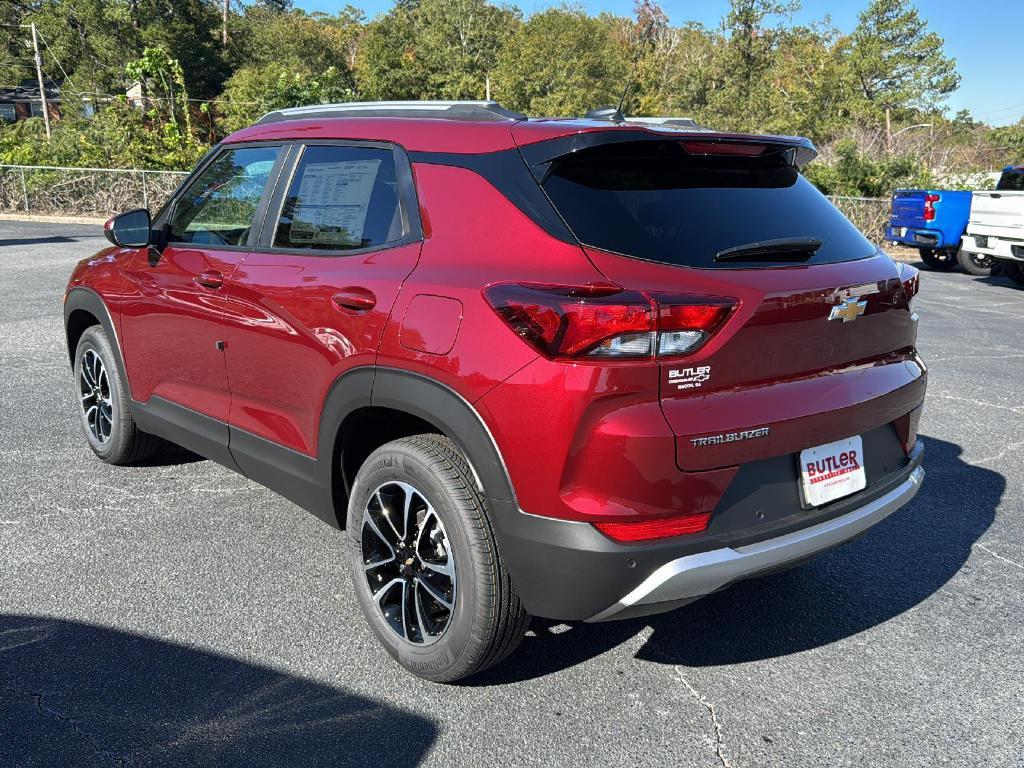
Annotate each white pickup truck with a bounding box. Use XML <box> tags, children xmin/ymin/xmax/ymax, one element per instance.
<box><xmin>961</xmin><ymin>165</ymin><xmax>1024</xmax><ymax>286</ymax></box>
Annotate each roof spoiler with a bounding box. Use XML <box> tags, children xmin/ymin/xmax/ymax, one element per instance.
<box><xmin>519</xmin><ymin>128</ymin><xmax>818</xmax><ymax>177</ymax></box>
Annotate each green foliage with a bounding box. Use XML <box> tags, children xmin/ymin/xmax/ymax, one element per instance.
<box><xmin>493</xmin><ymin>7</ymin><xmax>628</xmax><ymax>116</ymax></box>
<box><xmin>0</xmin><ymin>100</ymin><xmax>208</xmax><ymax>170</ymax></box>
<box><xmin>846</xmin><ymin>0</ymin><xmax>960</xmax><ymax>124</ymax></box>
<box><xmin>0</xmin><ymin>0</ymin><xmax>1012</xmax><ymax>204</ymax></box>
<box><xmin>219</xmin><ymin>65</ymin><xmax>356</xmax><ymax>134</ymax></box>
<box><xmin>358</xmin><ymin>0</ymin><xmax>520</xmax><ymax>101</ymax></box>
<box><xmin>804</xmin><ymin>140</ymin><xmax>931</xmax><ymax>197</ymax></box>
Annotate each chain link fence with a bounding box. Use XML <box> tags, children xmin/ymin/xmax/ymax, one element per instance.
<box><xmin>826</xmin><ymin>195</ymin><xmax>891</xmax><ymax>245</ymax></box>
<box><xmin>0</xmin><ymin>165</ymin><xmax>188</xmax><ymax>219</ymax></box>
<box><xmin>0</xmin><ymin>164</ymin><xmax>893</xmax><ymax>243</ymax></box>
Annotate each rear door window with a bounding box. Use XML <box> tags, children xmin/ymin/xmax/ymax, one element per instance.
<box><xmin>996</xmin><ymin>169</ymin><xmax>1024</xmax><ymax>191</ymax></box>
<box><xmin>273</xmin><ymin>145</ymin><xmax>404</xmax><ymax>251</ymax></box>
<box><xmin>541</xmin><ymin>141</ymin><xmax>875</xmax><ymax>268</ymax></box>
<box><xmin>167</xmin><ymin>146</ymin><xmax>281</xmax><ymax>246</ymax></box>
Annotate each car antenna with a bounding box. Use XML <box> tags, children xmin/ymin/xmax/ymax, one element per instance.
<box><xmin>619</xmin><ymin>20</ymin><xmax>656</xmax><ymax>116</ymax></box>
<box><xmin>584</xmin><ymin>20</ymin><xmax>656</xmax><ymax>123</ymax></box>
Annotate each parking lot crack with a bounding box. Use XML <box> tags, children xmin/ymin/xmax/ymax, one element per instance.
<box><xmin>2</xmin><ymin>683</ymin><xmax>126</xmax><ymax>767</ymax></box>
<box><xmin>670</xmin><ymin>667</ymin><xmax>732</xmax><ymax>768</ymax></box>
<box><xmin>975</xmin><ymin>543</ymin><xmax>1024</xmax><ymax>571</ymax></box>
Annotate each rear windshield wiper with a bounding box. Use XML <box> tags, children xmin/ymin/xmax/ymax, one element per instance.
<box><xmin>714</xmin><ymin>237</ymin><xmax>823</xmax><ymax>263</ymax></box>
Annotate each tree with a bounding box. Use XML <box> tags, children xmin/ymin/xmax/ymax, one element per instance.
<box><xmin>765</xmin><ymin>22</ymin><xmax>858</xmax><ymax>141</ymax></box>
<box><xmin>846</xmin><ymin>0</ymin><xmax>960</xmax><ymax>124</ymax></box>
<box><xmin>229</xmin><ymin>6</ymin><xmax>357</xmax><ymax>83</ymax></box>
<box><xmin>356</xmin><ymin>0</ymin><xmax>519</xmax><ymax>101</ymax></box>
<box><xmin>219</xmin><ymin>65</ymin><xmax>355</xmax><ymax>133</ymax></box>
<box><xmin>493</xmin><ymin>8</ymin><xmax>628</xmax><ymax>116</ymax></box>
<box><xmin>414</xmin><ymin>0</ymin><xmax>520</xmax><ymax>99</ymax></box>
<box><xmin>702</xmin><ymin>0</ymin><xmax>798</xmax><ymax>132</ymax></box>
<box><xmin>356</xmin><ymin>3</ymin><xmax>425</xmax><ymax>100</ymax></box>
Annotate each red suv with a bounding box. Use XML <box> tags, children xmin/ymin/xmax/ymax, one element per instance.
<box><xmin>64</xmin><ymin>101</ymin><xmax>926</xmax><ymax>681</ymax></box>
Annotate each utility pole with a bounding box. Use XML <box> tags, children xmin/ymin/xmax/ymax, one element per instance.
<box><xmin>885</xmin><ymin>107</ymin><xmax>892</xmax><ymax>153</ymax></box>
<box><xmin>29</xmin><ymin>23</ymin><xmax>51</xmax><ymax>140</ymax></box>
<box><xmin>222</xmin><ymin>0</ymin><xmax>229</xmax><ymax>46</ymax></box>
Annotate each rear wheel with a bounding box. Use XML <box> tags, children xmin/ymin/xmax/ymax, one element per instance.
<box><xmin>347</xmin><ymin>434</ymin><xmax>529</xmax><ymax>682</ymax></box>
<box><xmin>1003</xmin><ymin>261</ymin><xmax>1024</xmax><ymax>286</ymax></box>
<box><xmin>919</xmin><ymin>248</ymin><xmax>957</xmax><ymax>270</ymax></box>
<box><xmin>957</xmin><ymin>249</ymin><xmax>995</xmax><ymax>276</ymax></box>
<box><xmin>74</xmin><ymin>326</ymin><xmax>160</xmax><ymax>464</ymax></box>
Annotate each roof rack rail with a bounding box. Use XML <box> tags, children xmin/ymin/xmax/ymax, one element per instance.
<box><xmin>625</xmin><ymin>116</ymin><xmax>711</xmax><ymax>131</ymax></box>
<box><xmin>256</xmin><ymin>100</ymin><xmax>527</xmax><ymax>125</ymax></box>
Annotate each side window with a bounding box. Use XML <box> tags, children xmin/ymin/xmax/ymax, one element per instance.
<box><xmin>274</xmin><ymin>145</ymin><xmax>404</xmax><ymax>251</ymax></box>
<box><xmin>167</xmin><ymin>146</ymin><xmax>281</xmax><ymax>246</ymax></box>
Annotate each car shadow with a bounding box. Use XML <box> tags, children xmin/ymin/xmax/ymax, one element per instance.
<box><xmin>0</xmin><ymin>615</ymin><xmax>437</xmax><ymax>767</ymax></box>
<box><xmin>976</xmin><ymin>272</ymin><xmax>1021</xmax><ymax>289</ymax></box>
<box><xmin>471</xmin><ymin>435</ymin><xmax>1002</xmax><ymax>684</ymax></box>
<box><xmin>0</xmin><ymin>236</ymin><xmax>83</xmax><ymax>246</ymax></box>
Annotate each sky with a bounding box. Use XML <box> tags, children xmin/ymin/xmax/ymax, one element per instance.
<box><xmin>294</xmin><ymin>0</ymin><xmax>1024</xmax><ymax>126</ymax></box>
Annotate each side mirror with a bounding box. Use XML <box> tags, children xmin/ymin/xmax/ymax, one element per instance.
<box><xmin>104</xmin><ymin>208</ymin><xmax>151</xmax><ymax>248</ymax></box>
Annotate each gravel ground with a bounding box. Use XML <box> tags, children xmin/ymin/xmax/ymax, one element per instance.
<box><xmin>1</xmin><ymin>220</ymin><xmax>1021</xmax><ymax>767</ymax></box>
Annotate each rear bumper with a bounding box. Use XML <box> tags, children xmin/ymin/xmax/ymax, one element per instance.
<box><xmin>493</xmin><ymin>441</ymin><xmax>924</xmax><ymax>622</ymax></box>
<box><xmin>961</xmin><ymin>234</ymin><xmax>1024</xmax><ymax>261</ymax></box>
<box><xmin>587</xmin><ymin>463</ymin><xmax>923</xmax><ymax>621</ymax></box>
<box><xmin>886</xmin><ymin>226</ymin><xmax>949</xmax><ymax>249</ymax></box>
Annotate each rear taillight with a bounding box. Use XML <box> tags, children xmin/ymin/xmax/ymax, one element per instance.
<box><xmin>923</xmin><ymin>193</ymin><xmax>940</xmax><ymax>221</ymax></box>
<box><xmin>594</xmin><ymin>511</ymin><xmax>712</xmax><ymax>542</ymax></box>
<box><xmin>897</xmin><ymin>263</ymin><xmax>920</xmax><ymax>303</ymax></box>
<box><xmin>655</xmin><ymin>299</ymin><xmax>734</xmax><ymax>357</ymax></box>
<box><xmin>483</xmin><ymin>283</ymin><xmax>735</xmax><ymax>360</ymax></box>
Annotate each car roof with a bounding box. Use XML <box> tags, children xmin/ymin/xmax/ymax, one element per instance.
<box><xmin>222</xmin><ymin>100</ymin><xmax>816</xmax><ymax>160</ymax></box>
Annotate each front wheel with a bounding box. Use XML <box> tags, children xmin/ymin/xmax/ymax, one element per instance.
<box><xmin>957</xmin><ymin>249</ymin><xmax>995</xmax><ymax>276</ymax></box>
<box><xmin>919</xmin><ymin>248</ymin><xmax>957</xmax><ymax>270</ymax></box>
<box><xmin>347</xmin><ymin>434</ymin><xmax>529</xmax><ymax>682</ymax></box>
<box><xmin>74</xmin><ymin>326</ymin><xmax>161</xmax><ymax>464</ymax></box>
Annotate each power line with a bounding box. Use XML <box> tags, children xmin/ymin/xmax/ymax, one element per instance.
<box><xmin>972</xmin><ymin>101</ymin><xmax>1024</xmax><ymax>119</ymax></box>
<box><xmin>36</xmin><ymin>29</ymin><xmax>77</xmax><ymax>93</ymax></box>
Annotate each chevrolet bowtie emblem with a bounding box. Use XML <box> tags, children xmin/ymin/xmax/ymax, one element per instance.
<box><xmin>829</xmin><ymin>296</ymin><xmax>867</xmax><ymax>323</ymax></box>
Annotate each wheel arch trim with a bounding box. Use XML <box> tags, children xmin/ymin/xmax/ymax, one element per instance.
<box><xmin>318</xmin><ymin>367</ymin><xmax>518</xmax><ymax>517</ymax></box>
<box><xmin>64</xmin><ymin>287</ymin><xmax>130</xmax><ymax>388</ymax></box>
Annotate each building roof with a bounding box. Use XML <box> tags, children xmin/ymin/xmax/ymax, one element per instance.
<box><xmin>0</xmin><ymin>79</ymin><xmax>62</xmax><ymax>103</ymax></box>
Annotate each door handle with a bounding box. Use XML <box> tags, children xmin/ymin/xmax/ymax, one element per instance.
<box><xmin>194</xmin><ymin>270</ymin><xmax>224</xmax><ymax>290</ymax></box>
<box><xmin>331</xmin><ymin>287</ymin><xmax>376</xmax><ymax>313</ymax></box>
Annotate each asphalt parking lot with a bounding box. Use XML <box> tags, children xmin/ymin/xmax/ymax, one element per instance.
<box><xmin>1</xmin><ymin>219</ymin><xmax>1021</xmax><ymax>767</ymax></box>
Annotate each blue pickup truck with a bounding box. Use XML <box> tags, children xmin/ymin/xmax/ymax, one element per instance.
<box><xmin>885</xmin><ymin>189</ymin><xmax>989</xmax><ymax>274</ymax></box>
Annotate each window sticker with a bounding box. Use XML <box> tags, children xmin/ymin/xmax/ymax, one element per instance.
<box><xmin>289</xmin><ymin>160</ymin><xmax>382</xmax><ymax>246</ymax></box>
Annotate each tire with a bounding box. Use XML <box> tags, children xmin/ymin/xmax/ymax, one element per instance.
<box><xmin>347</xmin><ymin>434</ymin><xmax>529</xmax><ymax>682</ymax></box>
<box><xmin>1004</xmin><ymin>261</ymin><xmax>1024</xmax><ymax>286</ymax></box>
<box><xmin>957</xmin><ymin>248</ymin><xmax>995</xmax><ymax>276</ymax></box>
<box><xmin>919</xmin><ymin>247</ymin><xmax>957</xmax><ymax>270</ymax></box>
<box><xmin>73</xmin><ymin>325</ymin><xmax>161</xmax><ymax>464</ymax></box>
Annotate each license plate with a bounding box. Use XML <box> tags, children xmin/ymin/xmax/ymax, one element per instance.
<box><xmin>900</xmin><ymin>227</ymin><xmax>908</xmax><ymax>237</ymax></box>
<box><xmin>799</xmin><ymin>436</ymin><xmax>866</xmax><ymax>507</ymax></box>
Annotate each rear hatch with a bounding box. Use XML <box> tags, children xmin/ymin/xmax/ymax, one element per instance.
<box><xmin>529</xmin><ymin>133</ymin><xmax>924</xmax><ymax>472</ymax></box>
<box><xmin>969</xmin><ymin>168</ymin><xmax>1024</xmax><ymax>239</ymax></box>
<box><xmin>890</xmin><ymin>189</ymin><xmax>928</xmax><ymax>229</ymax></box>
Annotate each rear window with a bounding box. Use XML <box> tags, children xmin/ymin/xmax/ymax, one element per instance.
<box><xmin>274</xmin><ymin>145</ymin><xmax>404</xmax><ymax>251</ymax></box>
<box><xmin>542</xmin><ymin>141</ymin><xmax>875</xmax><ymax>268</ymax></box>
<box><xmin>997</xmin><ymin>169</ymin><xmax>1024</xmax><ymax>191</ymax></box>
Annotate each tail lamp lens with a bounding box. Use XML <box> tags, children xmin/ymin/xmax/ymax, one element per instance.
<box><xmin>923</xmin><ymin>193</ymin><xmax>940</xmax><ymax>221</ymax></box>
<box><xmin>897</xmin><ymin>263</ymin><xmax>920</xmax><ymax>302</ymax></box>
<box><xmin>484</xmin><ymin>284</ymin><xmax>735</xmax><ymax>360</ymax></box>
<box><xmin>594</xmin><ymin>512</ymin><xmax>712</xmax><ymax>542</ymax></box>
